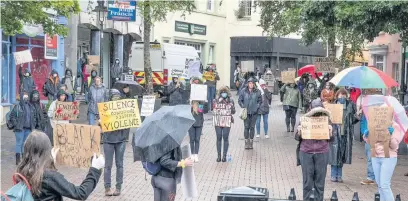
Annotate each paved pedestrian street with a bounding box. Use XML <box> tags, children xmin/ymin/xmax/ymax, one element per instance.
<box><xmin>1</xmin><ymin>97</ymin><xmax>407</xmax><ymax>200</ymax></box>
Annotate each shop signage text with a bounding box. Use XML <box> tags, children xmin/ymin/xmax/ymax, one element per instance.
<box><xmin>175</xmin><ymin>21</ymin><xmax>206</xmax><ymax>35</ymax></box>
<box><xmin>107</xmin><ymin>1</ymin><xmax>136</xmax><ymax>21</ymax></box>
<box><xmin>44</xmin><ymin>34</ymin><xmax>58</xmax><ymax>60</ymax></box>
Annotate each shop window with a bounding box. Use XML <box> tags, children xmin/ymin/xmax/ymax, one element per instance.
<box><xmin>374</xmin><ymin>55</ymin><xmax>384</xmax><ymax>71</ymax></box>
<box><xmin>2</xmin><ymin>40</ymin><xmax>11</xmax><ymax>104</ymax></box>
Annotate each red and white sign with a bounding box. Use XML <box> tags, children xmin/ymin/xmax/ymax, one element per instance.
<box><xmin>44</xmin><ymin>34</ymin><xmax>58</xmax><ymax>59</ymax></box>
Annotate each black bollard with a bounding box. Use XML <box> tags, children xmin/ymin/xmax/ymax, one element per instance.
<box><xmin>352</xmin><ymin>192</ymin><xmax>359</xmax><ymax>201</ymax></box>
<box><xmin>309</xmin><ymin>188</ymin><xmax>316</xmax><ymax>201</ymax></box>
<box><xmin>374</xmin><ymin>193</ymin><xmax>380</xmax><ymax>201</ymax></box>
<box><xmin>288</xmin><ymin>188</ymin><xmax>296</xmax><ymax>200</ymax></box>
<box><xmin>395</xmin><ymin>194</ymin><xmax>401</xmax><ymax>201</ymax></box>
<box><xmin>330</xmin><ymin>190</ymin><xmax>338</xmax><ymax>201</ymax></box>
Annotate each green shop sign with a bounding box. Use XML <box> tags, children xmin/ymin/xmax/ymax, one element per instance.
<box><xmin>175</xmin><ymin>21</ymin><xmax>206</xmax><ymax>36</ymax></box>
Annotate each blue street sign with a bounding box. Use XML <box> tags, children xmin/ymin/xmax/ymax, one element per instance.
<box><xmin>107</xmin><ymin>1</ymin><xmax>136</xmax><ymax>21</ymax></box>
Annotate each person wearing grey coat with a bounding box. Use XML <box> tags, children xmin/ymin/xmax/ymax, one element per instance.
<box><xmin>168</xmin><ymin>77</ymin><xmax>184</xmax><ymax>106</ymax></box>
<box><xmin>87</xmin><ymin>76</ymin><xmax>108</xmax><ymax>125</ymax></box>
<box><xmin>238</xmin><ymin>78</ymin><xmax>262</xmax><ymax>149</ymax></box>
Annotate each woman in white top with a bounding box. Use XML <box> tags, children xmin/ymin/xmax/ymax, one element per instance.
<box><xmin>48</xmin><ymin>90</ymin><xmax>69</xmax><ymax>128</ymax></box>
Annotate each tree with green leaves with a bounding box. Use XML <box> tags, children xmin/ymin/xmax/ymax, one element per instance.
<box><xmin>138</xmin><ymin>0</ymin><xmax>195</xmax><ymax>94</ymax></box>
<box><xmin>1</xmin><ymin>1</ymin><xmax>80</xmax><ymax>36</ymax></box>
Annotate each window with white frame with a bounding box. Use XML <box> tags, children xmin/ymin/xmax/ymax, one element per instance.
<box><xmin>374</xmin><ymin>55</ymin><xmax>384</xmax><ymax>71</ymax></box>
<box><xmin>208</xmin><ymin>45</ymin><xmax>215</xmax><ymax>64</ymax></box>
<box><xmin>392</xmin><ymin>63</ymin><xmax>399</xmax><ymax>83</ymax></box>
<box><xmin>241</xmin><ymin>0</ymin><xmax>252</xmax><ymax>16</ymax></box>
<box><xmin>207</xmin><ymin>0</ymin><xmax>213</xmax><ymax>11</ymax></box>
<box><xmin>174</xmin><ymin>40</ymin><xmax>202</xmax><ymax>59</ymax></box>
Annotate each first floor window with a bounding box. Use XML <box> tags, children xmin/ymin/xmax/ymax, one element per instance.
<box><xmin>392</xmin><ymin>63</ymin><xmax>399</xmax><ymax>83</ymax></box>
<box><xmin>374</xmin><ymin>55</ymin><xmax>384</xmax><ymax>71</ymax></box>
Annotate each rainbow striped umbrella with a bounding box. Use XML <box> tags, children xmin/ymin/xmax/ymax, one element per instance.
<box><xmin>329</xmin><ymin>66</ymin><xmax>399</xmax><ymax>89</ymax></box>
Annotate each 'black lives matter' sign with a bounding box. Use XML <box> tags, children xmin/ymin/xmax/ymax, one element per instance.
<box><xmin>213</xmin><ymin>103</ymin><xmax>233</xmax><ymax>127</ymax></box>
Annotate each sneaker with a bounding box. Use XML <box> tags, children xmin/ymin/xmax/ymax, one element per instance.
<box><xmin>113</xmin><ymin>189</ymin><xmax>121</xmax><ymax>196</ymax></box>
<box><xmin>337</xmin><ymin>177</ymin><xmax>344</xmax><ymax>183</ymax></box>
<box><xmin>265</xmin><ymin>135</ymin><xmax>270</xmax><ymax>139</ymax></box>
<box><xmin>191</xmin><ymin>155</ymin><xmax>196</xmax><ymax>162</ymax></box>
<box><xmin>256</xmin><ymin>134</ymin><xmax>260</xmax><ymax>138</ymax></box>
<box><xmin>331</xmin><ymin>177</ymin><xmax>337</xmax><ymax>182</ymax></box>
<box><xmin>361</xmin><ymin>179</ymin><xmax>375</xmax><ymax>185</ymax></box>
<box><xmin>195</xmin><ymin>155</ymin><xmax>199</xmax><ymax>163</ymax></box>
<box><xmin>105</xmin><ymin>188</ymin><xmax>113</xmax><ymax>196</ymax></box>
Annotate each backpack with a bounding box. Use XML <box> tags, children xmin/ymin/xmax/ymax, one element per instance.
<box><xmin>6</xmin><ymin>105</ymin><xmax>20</xmax><ymax>130</ymax></box>
<box><xmin>141</xmin><ymin>161</ymin><xmax>162</xmax><ymax>176</ymax></box>
<box><xmin>1</xmin><ymin>173</ymin><xmax>34</xmax><ymax>201</ymax></box>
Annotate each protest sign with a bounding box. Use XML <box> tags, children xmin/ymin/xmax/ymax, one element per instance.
<box><xmin>53</xmin><ymin>123</ymin><xmax>100</xmax><ymax>168</ymax></box>
<box><xmin>190</xmin><ymin>84</ymin><xmax>207</xmax><ymax>101</ymax></box>
<box><xmin>188</xmin><ymin>61</ymin><xmax>202</xmax><ymax>79</ymax></box>
<box><xmin>54</xmin><ymin>101</ymin><xmax>80</xmax><ymax>120</ymax></box>
<box><xmin>241</xmin><ymin>60</ymin><xmax>255</xmax><ymax>72</ymax></box>
<box><xmin>325</xmin><ymin>104</ymin><xmax>343</xmax><ymax>124</ymax></box>
<box><xmin>314</xmin><ymin>57</ymin><xmax>340</xmax><ymax>73</ymax></box>
<box><xmin>203</xmin><ymin>71</ymin><xmax>215</xmax><ymax>81</ymax></box>
<box><xmin>14</xmin><ymin>50</ymin><xmax>33</xmax><ymax>65</ymax></box>
<box><xmin>281</xmin><ymin>70</ymin><xmax>296</xmax><ymax>83</ymax></box>
<box><xmin>140</xmin><ymin>95</ymin><xmax>155</xmax><ymax>117</ymax></box>
<box><xmin>87</xmin><ymin>55</ymin><xmax>99</xmax><ymax>73</ymax></box>
<box><xmin>367</xmin><ymin>106</ymin><xmax>394</xmax><ymax>157</ymax></box>
<box><xmin>213</xmin><ymin>103</ymin><xmax>233</xmax><ymax>127</ymax></box>
<box><xmin>98</xmin><ymin>99</ymin><xmax>141</xmax><ymax>132</ymax></box>
<box><xmin>300</xmin><ymin>116</ymin><xmax>330</xmax><ymax>140</ymax></box>
<box><xmin>181</xmin><ymin>144</ymin><xmax>198</xmax><ymax>199</ymax></box>
<box><xmin>261</xmin><ymin>74</ymin><xmax>275</xmax><ymax>91</ymax></box>
<box><xmin>124</xmin><ymin>74</ymin><xmax>134</xmax><ymax>81</ymax></box>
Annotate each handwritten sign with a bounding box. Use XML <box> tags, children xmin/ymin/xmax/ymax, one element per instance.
<box><xmin>53</xmin><ymin>123</ymin><xmax>100</xmax><ymax>168</ymax></box>
<box><xmin>281</xmin><ymin>70</ymin><xmax>296</xmax><ymax>83</ymax></box>
<box><xmin>300</xmin><ymin>116</ymin><xmax>330</xmax><ymax>140</ymax></box>
<box><xmin>213</xmin><ymin>103</ymin><xmax>233</xmax><ymax>127</ymax></box>
<box><xmin>140</xmin><ymin>95</ymin><xmax>155</xmax><ymax>117</ymax></box>
<box><xmin>14</xmin><ymin>50</ymin><xmax>33</xmax><ymax>65</ymax></box>
<box><xmin>367</xmin><ymin>106</ymin><xmax>393</xmax><ymax>157</ymax></box>
<box><xmin>54</xmin><ymin>101</ymin><xmax>80</xmax><ymax>120</ymax></box>
<box><xmin>203</xmin><ymin>71</ymin><xmax>215</xmax><ymax>81</ymax></box>
<box><xmin>124</xmin><ymin>74</ymin><xmax>134</xmax><ymax>81</ymax></box>
<box><xmin>98</xmin><ymin>99</ymin><xmax>141</xmax><ymax>132</ymax></box>
<box><xmin>325</xmin><ymin>104</ymin><xmax>343</xmax><ymax>124</ymax></box>
<box><xmin>188</xmin><ymin>61</ymin><xmax>202</xmax><ymax>78</ymax></box>
<box><xmin>87</xmin><ymin>55</ymin><xmax>99</xmax><ymax>74</ymax></box>
<box><xmin>314</xmin><ymin>57</ymin><xmax>340</xmax><ymax>73</ymax></box>
<box><xmin>190</xmin><ymin>84</ymin><xmax>207</xmax><ymax>101</ymax></box>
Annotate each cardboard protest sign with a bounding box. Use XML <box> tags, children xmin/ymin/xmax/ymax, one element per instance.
<box><xmin>140</xmin><ymin>95</ymin><xmax>155</xmax><ymax>117</ymax></box>
<box><xmin>203</xmin><ymin>71</ymin><xmax>215</xmax><ymax>81</ymax></box>
<box><xmin>325</xmin><ymin>104</ymin><xmax>343</xmax><ymax>124</ymax></box>
<box><xmin>300</xmin><ymin>116</ymin><xmax>330</xmax><ymax>140</ymax></box>
<box><xmin>314</xmin><ymin>57</ymin><xmax>340</xmax><ymax>73</ymax></box>
<box><xmin>281</xmin><ymin>70</ymin><xmax>296</xmax><ymax>83</ymax></box>
<box><xmin>98</xmin><ymin>99</ymin><xmax>141</xmax><ymax>132</ymax></box>
<box><xmin>190</xmin><ymin>84</ymin><xmax>207</xmax><ymax>101</ymax></box>
<box><xmin>54</xmin><ymin>101</ymin><xmax>80</xmax><ymax>120</ymax></box>
<box><xmin>213</xmin><ymin>103</ymin><xmax>233</xmax><ymax>127</ymax></box>
<box><xmin>87</xmin><ymin>55</ymin><xmax>99</xmax><ymax>73</ymax></box>
<box><xmin>241</xmin><ymin>60</ymin><xmax>255</xmax><ymax>72</ymax></box>
<box><xmin>14</xmin><ymin>50</ymin><xmax>33</xmax><ymax>65</ymax></box>
<box><xmin>53</xmin><ymin>123</ymin><xmax>100</xmax><ymax>168</ymax></box>
<box><xmin>367</xmin><ymin>106</ymin><xmax>394</xmax><ymax>157</ymax></box>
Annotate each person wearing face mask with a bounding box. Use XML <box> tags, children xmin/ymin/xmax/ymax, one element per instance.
<box><xmin>9</xmin><ymin>91</ymin><xmax>37</xmax><ymax>165</ymax></box>
<box><xmin>18</xmin><ymin>66</ymin><xmax>36</xmax><ymax>100</ymax></box>
<box><xmin>327</xmin><ymin>88</ymin><xmax>358</xmax><ymax>183</ymax></box>
<box><xmin>85</xmin><ymin>69</ymin><xmax>98</xmax><ymax>104</ymax></box>
<box><xmin>44</xmin><ymin>70</ymin><xmax>61</xmax><ymax>101</ymax></box>
<box><xmin>303</xmin><ymin>81</ymin><xmax>318</xmax><ymax>112</ymax></box>
<box><xmin>256</xmin><ymin>79</ymin><xmax>272</xmax><ymax>139</ymax></box>
<box><xmin>214</xmin><ymin>86</ymin><xmax>236</xmax><ymax>161</ymax></box>
<box><xmin>61</xmin><ymin>68</ymin><xmax>76</xmax><ymax>101</ymax></box>
<box><xmin>168</xmin><ymin>76</ymin><xmax>184</xmax><ymax>106</ymax></box>
<box><xmin>280</xmin><ymin>81</ymin><xmax>301</xmax><ymax>132</ymax></box>
<box><xmin>102</xmin><ymin>89</ymin><xmax>129</xmax><ymax>196</ymax></box>
<box><xmin>320</xmin><ymin>83</ymin><xmax>335</xmax><ymax>103</ymax></box>
<box><xmin>111</xmin><ymin>58</ymin><xmax>122</xmax><ymax>87</ymax></box>
<box><xmin>48</xmin><ymin>90</ymin><xmax>69</xmax><ymax>129</ymax></box>
<box><xmin>239</xmin><ymin>77</ymin><xmax>262</xmax><ymax>149</ymax></box>
<box><xmin>29</xmin><ymin>90</ymin><xmax>48</xmax><ymax>131</ymax></box>
<box><xmin>88</xmin><ymin>76</ymin><xmax>108</xmax><ymax>125</ymax></box>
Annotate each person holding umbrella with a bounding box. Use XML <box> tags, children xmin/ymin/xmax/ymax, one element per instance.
<box><xmin>132</xmin><ymin>105</ymin><xmax>196</xmax><ymax>201</ymax></box>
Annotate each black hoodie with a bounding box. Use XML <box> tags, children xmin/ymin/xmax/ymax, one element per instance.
<box><xmin>19</xmin><ymin>66</ymin><xmax>36</xmax><ymax>95</ymax></box>
<box><xmin>29</xmin><ymin>90</ymin><xmax>48</xmax><ymax>131</ymax></box>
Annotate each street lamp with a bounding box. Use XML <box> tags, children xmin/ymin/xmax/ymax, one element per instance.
<box><xmin>93</xmin><ymin>0</ymin><xmax>107</xmax><ymax>77</ymax></box>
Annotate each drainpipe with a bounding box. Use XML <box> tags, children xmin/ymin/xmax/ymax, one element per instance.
<box><xmin>399</xmin><ymin>43</ymin><xmax>406</xmax><ymax>104</ymax></box>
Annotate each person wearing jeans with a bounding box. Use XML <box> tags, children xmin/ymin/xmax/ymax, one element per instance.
<box><xmin>359</xmin><ymin>113</ymin><xmax>376</xmax><ymax>185</ymax></box>
<box><xmin>256</xmin><ymin>79</ymin><xmax>272</xmax><ymax>138</ymax></box>
<box><xmin>239</xmin><ymin>78</ymin><xmax>262</xmax><ymax>150</ymax></box>
<box><xmin>88</xmin><ymin>76</ymin><xmax>107</xmax><ymax>125</ymax></box>
<box><xmin>364</xmin><ymin>120</ymin><xmax>402</xmax><ymax>201</ymax></box>
<box><xmin>103</xmin><ymin>89</ymin><xmax>130</xmax><ymax>196</ymax></box>
<box><xmin>189</xmin><ymin>98</ymin><xmax>204</xmax><ymax>162</ymax></box>
<box><xmin>205</xmin><ymin>67</ymin><xmax>220</xmax><ymax>112</ymax></box>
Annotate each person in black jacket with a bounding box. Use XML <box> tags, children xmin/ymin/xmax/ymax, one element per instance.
<box><xmin>9</xmin><ymin>91</ymin><xmax>37</xmax><ymax>165</ymax></box>
<box><xmin>16</xmin><ymin>130</ymin><xmax>104</xmax><ymax>201</ymax></box>
<box><xmin>44</xmin><ymin>70</ymin><xmax>61</xmax><ymax>101</ymax></box>
<box><xmin>152</xmin><ymin>147</ymin><xmax>193</xmax><ymax>201</ymax></box>
<box><xmin>29</xmin><ymin>90</ymin><xmax>48</xmax><ymax>131</ymax></box>
<box><xmin>18</xmin><ymin>66</ymin><xmax>36</xmax><ymax>101</ymax></box>
<box><xmin>238</xmin><ymin>77</ymin><xmax>262</xmax><ymax>150</ymax></box>
<box><xmin>189</xmin><ymin>100</ymin><xmax>204</xmax><ymax>163</ymax></box>
<box><xmin>102</xmin><ymin>89</ymin><xmax>130</xmax><ymax>196</ymax></box>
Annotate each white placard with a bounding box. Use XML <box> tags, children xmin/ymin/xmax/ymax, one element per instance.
<box><xmin>124</xmin><ymin>74</ymin><xmax>134</xmax><ymax>81</ymax></box>
<box><xmin>188</xmin><ymin>61</ymin><xmax>202</xmax><ymax>79</ymax></box>
<box><xmin>14</xmin><ymin>50</ymin><xmax>33</xmax><ymax>65</ymax></box>
<box><xmin>241</xmin><ymin>60</ymin><xmax>255</xmax><ymax>72</ymax></box>
<box><xmin>190</xmin><ymin>84</ymin><xmax>207</xmax><ymax>101</ymax></box>
<box><xmin>140</xmin><ymin>95</ymin><xmax>155</xmax><ymax>117</ymax></box>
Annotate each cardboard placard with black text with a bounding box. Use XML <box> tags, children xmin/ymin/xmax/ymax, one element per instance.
<box><xmin>98</xmin><ymin>99</ymin><xmax>141</xmax><ymax>132</ymax></box>
<box><xmin>300</xmin><ymin>116</ymin><xmax>330</xmax><ymax>140</ymax></box>
<box><xmin>367</xmin><ymin>106</ymin><xmax>393</xmax><ymax>157</ymax></box>
<box><xmin>281</xmin><ymin>71</ymin><xmax>296</xmax><ymax>83</ymax></box>
<box><xmin>314</xmin><ymin>57</ymin><xmax>340</xmax><ymax>73</ymax></box>
<box><xmin>213</xmin><ymin>102</ymin><xmax>233</xmax><ymax>127</ymax></box>
<box><xmin>54</xmin><ymin>101</ymin><xmax>80</xmax><ymax>120</ymax></box>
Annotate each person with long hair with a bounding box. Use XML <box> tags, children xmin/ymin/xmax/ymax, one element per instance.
<box><xmin>16</xmin><ymin>130</ymin><xmax>104</xmax><ymax>200</ymax></box>
<box><xmin>213</xmin><ymin>86</ymin><xmax>236</xmax><ymax>161</ymax></box>
<box><xmin>189</xmin><ymin>77</ymin><xmax>204</xmax><ymax>162</ymax></box>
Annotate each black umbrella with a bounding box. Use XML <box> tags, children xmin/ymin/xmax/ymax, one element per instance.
<box><xmin>132</xmin><ymin>105</ymin><xmax>195</xmax><ymax>163</ymax></box>
<box><xmin>113</xmin><ymin>80</ymin><xmax>144</xmax><ymax>97</ymax></box>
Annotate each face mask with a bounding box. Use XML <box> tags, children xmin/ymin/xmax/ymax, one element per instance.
<box><xmin>25</xmin><ymin>73</ymin><xmax>30</xmax><ymax>77</ymax></box>
<box><xmin>325</xmin><ymin>86</ymin><xmax>330</xmax><ymax>89</ymax></box>
<box><xmin>92</xmin><ymin>72</ymin><xmax>97</xmax><ymax>76</ymax></box>
<box><xmin>53</xmin><ymin>74</ymin><xmax>57</xmax><ymax>77</ymax></box>
<box><xmin>23</xmin><ymin>95</ymin><xmax>29</xmax><ymax>100</ymax></box>
<box><xmin>198</xmin><ymin>104</ymin><xmax>204</xmax><ymax>113</ymax></box>
<box><xmin>338</xmin><ymin>97</ymin><xmax>346</xmax><ymax>104</ymax></box>
<box><xmin>116</xmin><ymin>60</ymin><xmax>119</xmax><ymax>64</ymax></box>
<box><xmin>221</xmin><ymin>92</ymin><xmax>228</xmax><ymax>98</ymax></box>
